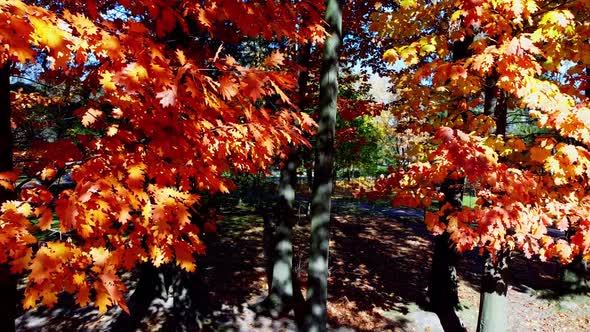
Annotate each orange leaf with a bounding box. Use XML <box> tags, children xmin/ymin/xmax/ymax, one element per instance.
<box><xmin>37</xmin><ymin>207</ymin><xmax>54</xmax><ymax>231</ymax></box>
<box><xmin>100</xmin><ymin>273</ymin><xmax>129</xmax><ymax>314</ymax></box>
<box><xmin>264</xmin><ymin>50</ymin><xmax>285</xmax><ymax>67</ymax></box>
<box><xmin>40</xmin><ymin>166</ymin><xmax>57</xmax><ymax>181</ymax></box>
<box><xmin>0</xmin><ymin>171</ymin><xmax>17</xmax><ymax>191</ymax></box>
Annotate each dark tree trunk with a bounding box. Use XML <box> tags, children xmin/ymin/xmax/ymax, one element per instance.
<box><xmin>560</xmin><ymin>255</ymin><xmax>588</xmax><ymax>295</ymax></box>
<box><xmin>483</xmin><ymin>71</ymin><xmax>507</xmax><ymax>135</ymax></box>
<box><xmin>0</xmin><ymin>61</ymin><xmax>17</xmax><ymax>332</ymax></box>
<box><xmin>112</xmin><ymin>264</ymin><xmax>210</xmax><ymax>331</ymax></box>
<box><xmin>259</xmin><ymin>38</ymin><xmax>312</xmax><ymax>319</ymax></box>
<box><xmin>303</xmin><ymin>1</ymin><xmax>341</xmax><ymax>331</ymax></box>
<box><xmin>429</xmin><ymin>178</ymin><xmax>465</xmax><ymax>332</ymax></box>
<box><xmin>264</xmin><ymin>154</ymin><xmax>300</xmax><ymax>316</ymax></box>
<box><xmin>111</xmin><ymin>264</ymin><xmax>169</xmax><ymax>331</ymax></box>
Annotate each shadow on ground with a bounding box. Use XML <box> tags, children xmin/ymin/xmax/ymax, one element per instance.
<box><xmin>15</xmin><ymin>196</ymin><xmax>590</xmax><ymax>331</ymax></box>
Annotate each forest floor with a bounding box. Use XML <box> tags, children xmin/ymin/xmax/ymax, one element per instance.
<box><xmin>15</xmin><ymin>194</ymin><xmax>590</xmax><ymax>332</ymax></box>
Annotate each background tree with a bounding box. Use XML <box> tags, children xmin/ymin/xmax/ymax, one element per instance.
<box><xmin>303</xmin><ymin>0</ymin><xmax>342</xmax><ymax>331</ymax></box>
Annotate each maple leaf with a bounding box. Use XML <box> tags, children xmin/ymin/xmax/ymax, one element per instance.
<box><xmin>174</xmin><ymin>242</ymin><xmax>196</xmax><ymax>272</ymax></box>
<box><xmin>75</xmin><ymin>286</ymin><xmax>91</xmax><ymax>307</ymax></box>
<box><xmin>23</xmin><ymin>289</ymin><xmax>40</xmax><ymax>310</ymax></box>
<box><xmin>28</xmin><ymin>17</ymin><xmax>65</xmax><ymax>49</ymax></box>
<box><xmin>10</xmin><ymin>248</ymin><xmax>32</xmax><ymax>274</ymax></box>
<box><xmin>65</xmin><ymin>10</ymin><xmax>98</xmax><ymax>35</ymax></box>
<box><xmin>37</xmin><ymin>207</ymin><xmax>54</xmax><ymax>231</ymax></box>
<box><xmin>41</xmin><ymin>289</ymin><xmax>59</xmax><ymax>308</ymax></box>
<box><xmin>126</xmin><ymin>164</ymin><xmax>146</xmax><ymax>189</ymax></box>
<box><xmin>118</xmin><ymin>207</ymin><xmax>132</xmax><ymax>225</ymax></box>
<box><xmin>95</xmin><ymin>287</ymin><xmax>112</xmax><ymax>313</ymax></box>
<box><xmin>264</xmin><ymin>51</ymin><xmax>285</xmax><ymax>67</ymax></box>
<box><xmin>241</xmin><ymin>72</ymin><xmax>266</xmax><ymax>101</ymax></box>
<box><xmin>124</xmin><ymin>62</ymin><xmax>149</xmax><ymax>83</ymax></box>
<box><xmin>99</xmin><ymin>71</ymin><xmax>117</xmax><ymax>91</ymax></box>
<box><xmin>219</xmin><ymin>75</ymin><xmax>238</xmax><ymax>100</ymax></box>
<box><xmin>100</xmin><ymin>273</ymin><xmax>129</xmax><ymax>314</ymax></box>
<box><xmin>90</xmin><ymin>247</ymin><xmax>110</xmax><ymax>267</ymax></box>
<box><xmin>270</xmin><ymin>80</ymin><xmax>291</xmax><ymax>104</ymax></box>
<box><xmin>81</xmin><ymin>108</ymin><xmax>103</xmax><ymax>127</ymax></box>
<box><xmin>176</xmin><ymin>49</ymin><xmax>187</xmax><ymax>65</ymax></box>
<box><xmin>156</xmin><ymin>86</ymin><xmax>177</xmax><ymax>108</ymax></box>
<box><xmin>40</xmin><ymin>166</ymin><xmax>57</xmax><ymax>181</ymax></box>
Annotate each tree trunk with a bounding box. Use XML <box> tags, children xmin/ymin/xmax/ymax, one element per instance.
<box><xmin>265</xmin><ymin>154</ymin><xmax>299</xmax><ymax>316</ymax></box>
<box><xmin>112</xmin><ymin>264</ymin><xmax>210</xmax><ymax>331</ymax></box>
<box><xmin>0</xmin><ymin>61</ymin><xmax>17</xmax><ymax>332</ymax></box>
<box><xmin>303</xmin><ymin>1</ymin><xmax>341</xmax><ymax>331</ymax></box>
<box><xmin>111</xmin><ymin>264</ymin><xmax>169</xmax><ymax>331</ymax></box>
<box><xmin>429</xmin><ymin>178</ymin><xmax>465</xmax><ymax>332</ymax></box>
<box><xmin>476</xmin><ymin>63</ymin><xmax>510</xmax><ymax>332</ymax></box>
<box><xmin>477</xmin><ymin>251</ymin><xmax>510</xmax><ymax>332</ymax></box>
<box><xmin>560</xmin><ymin>255</ymin><xmax>588</xmax><ymax>295</ymax></box>
<box><xmin>427</xmin><ymin>33</ymin><xmax>473</xmax><ymax>332</ymax></box>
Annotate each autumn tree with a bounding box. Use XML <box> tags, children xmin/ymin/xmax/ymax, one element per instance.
<box><xmin>369</xmin><ymin>0</ymin><xmax>590</xmax><ymax>331</ymax></box>
<box><xmin>0</xmin><ymin>1</ymin><xmax>324</xmax><ymax>329</ymax></box>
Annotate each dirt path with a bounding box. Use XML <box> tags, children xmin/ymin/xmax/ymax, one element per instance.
<box><xmin>15</xmin><ymin>198</ymin><xmax>590</xmax><ymax>331</ymax></box>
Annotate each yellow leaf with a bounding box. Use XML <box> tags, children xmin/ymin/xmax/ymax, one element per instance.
<box><xmin>124</xmin><ymin>62</ymin><xmax>148</xmax><ymax>83</ymax></box>
<box><xmin>383</xmin><ymin>49</ymin><xmax>398</xmax><ymax>63</ymax></box>
<box><xmin>399</xmin><ymin>0</ymin><xmax>417</xmax><ymax>9</ymax></box>
<box><xmin>176</xmin><ymin>49</ymin><xmax>187</xmax><ymax>65</ymax></box>
<box><xmin>95</xmin><ymin>288</ymin><xmax>111</xmax><ymax>313</ymax></box>
<box><xmin>450</xmin><ymin>10</ymin><xmax>463</xmax><ymax>22</ymax></box>
<box><xmin>23</xmin><ymin>289</ymin><xmax>40</xmax><ymax>310</ymax></box>
<box><xmin>99</xmin><ymin>71</ymin><xmax>117</xmax><ymax>91</ymax></box>
<box><xmin>73</xmin><ymin>272</ymin><xmax>86</xmax><ymax>285</ymax></box>
<box><xmin>29</xmin><ymin>17</ymin><xmax>65</xmax><ymax>49</ymax></box>
<box><xmin>90</xmin><ymin>247</ymin><xmax>110</xmax><ymax>266</ymax></box>
<box><xmin>106</xmin><ymin>124</ymin><xmax>119</xmax><ymax>137</ymax></box>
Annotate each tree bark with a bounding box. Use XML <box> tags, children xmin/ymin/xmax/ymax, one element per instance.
<box><xmin>429</xmin><ymin>178</ymin><xmax>465</xmax><ymax>332</ymax></box>
<box><xmin>303</xmin><ymin>1</ymin><xmax>341</xmax><ymax>331</ymax></box>
<box><xmin>476</xmin><ymin>251</ymin><xmax>510</xmax><ymax>332</ymax></box>
<box><xmin>266</xmin><ymin>154</ymin><xmax>299</xmax><ymax>316</ymax></box>
<box><xmin>0</xmin><ymin>61</ymin><xmax>17</xmax><ymax>332</ymax></box>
